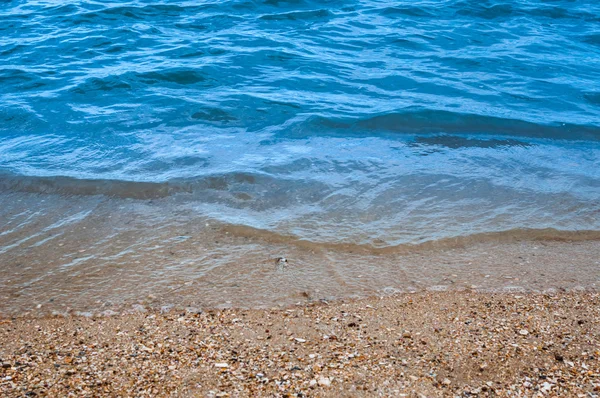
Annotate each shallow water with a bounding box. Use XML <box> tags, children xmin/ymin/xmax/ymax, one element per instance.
<box><xmin>1</xmin><ymin>190</ymin><xmax>599</xmax><ymax>316</ymax></box>
<box><xmin>1</xmin><ymin>0</ymin><xmax>600</xmax><ymax>314</ymax></box>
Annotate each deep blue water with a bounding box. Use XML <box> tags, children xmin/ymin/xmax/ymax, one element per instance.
<box><xmin>1</xmin><ymin>0</ymin><xmax>600</xmax><ymax>244</ymax></box>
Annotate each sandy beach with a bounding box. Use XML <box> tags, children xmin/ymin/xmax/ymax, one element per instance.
<box><xmin>2</xmin><ymin>0</ymin><xmax>599</xmax><ymax>397</ymax></box>
<box><xmin>1</xmin><ymin>291</ymin><xmax>599</xmax><ymax>397</ymax></box>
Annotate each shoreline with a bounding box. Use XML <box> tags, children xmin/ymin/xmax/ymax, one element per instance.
<box><xmin>2</xmin><ymin>291</ymin><xmax>599</xmax><ymax>397</ymax></box>
<box><xmin>2</xmin><ymin>224</ymin><xmax>600</xmax><ymax>317</ymax></box>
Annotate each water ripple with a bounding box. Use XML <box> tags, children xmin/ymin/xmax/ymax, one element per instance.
<box><xmin>0</xmin><ymin>0</ymin><xmax>599</xmax><ymax>243</ymax></box>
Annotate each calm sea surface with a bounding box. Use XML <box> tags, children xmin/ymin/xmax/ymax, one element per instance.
<box><xmin>0</xmin><ymin>0</ymin><xmax>600</xmax><ymax>313</ymax></box>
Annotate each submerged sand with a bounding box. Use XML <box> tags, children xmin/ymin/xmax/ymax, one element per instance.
<box><xmin>1</xmin><ymin>292</ymin><xmax>599</xmax><ymax>397</ymax></box>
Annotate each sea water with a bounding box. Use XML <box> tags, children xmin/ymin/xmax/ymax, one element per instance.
<box><xmin>1</xmin><ymin>0</ymin><xmax>599</xmax><ymax>314</ymax></box>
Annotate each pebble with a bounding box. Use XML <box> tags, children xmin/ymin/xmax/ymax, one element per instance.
<box><xmin>0</xmin><ymin>291</ymin><xmax>598</xmax><ymax>397</ymax></box>
<box><xmin>540</xmin><ymin>381</ymin><xmax>553</xmax><ymax>393</ymax></box>
<box><xmin>318</xmin><ymin>376</ymin><xmax>331</xmax><ymax>387</ymax></box>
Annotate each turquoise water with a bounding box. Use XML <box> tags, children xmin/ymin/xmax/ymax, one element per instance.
<box><xmin>1</xmin><ymin>0</ymin><xmax>600</xmax><ymax>245</ymax></box>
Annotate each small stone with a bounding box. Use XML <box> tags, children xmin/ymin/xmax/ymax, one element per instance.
<box><xmin>318</xmin><ymin>376</ymin><xmax>331</xmax><ymax>387</ymax></box>
<box><xmin>309</xmin><ymin>379</ymin><xmax>317</xmax><ymax>387</ymax></box>
<box><xmin>442</xmin><ymin>378</ymin><xmax>451</xmax><ymax>386</ymax></box>
<box><xmin>131</xmin><ymin>304</ymin><xmax>147</xmax><ymax>313</ymax></box>
<box><xmin>294</xmin><ymin>337</ymin><xmax>306</xmax><ymax>343</ymax></box>
<box><xmin>519</xmin><ymin>329</ymin><xmax>529</xmax><ymax>336</ymax></box>
<box><xmin>554</xmin><ymin>353</ymin><xmax>564</xmax><ymax>362</ymax></box>
<box><xmin>540</xmin><ymin>381</ymin><xmax>553</xmax><ymax>393</ymax></box>
<box><xmin>409</xmin><ymin>375</ymin><xmax>419</xmax><ymax>382</ymax></box>
<box><xmin>214</xmin><ymin>363</ymin><xmax>229</xmax><ymax>368</ymax></box>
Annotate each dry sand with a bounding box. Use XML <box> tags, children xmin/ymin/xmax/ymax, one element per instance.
<box><xmin>1</xmin><ymin>292</ymin><xmax>599</xmax><ymax>397</ymax></box>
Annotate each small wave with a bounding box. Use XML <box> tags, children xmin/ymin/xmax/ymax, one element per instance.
<box><xmin>136</xmin><ymin>69</ymin><xmax>208</xmax><ymax>85</ymax></box>
<box><xmin>410</xmin><ymin>135</ymin><xmax>530</xmax><ymax>149</ymax></box>
<box><xmin>0</xmin><ymin>172</ymin><xmax>271</xmax><ymax>200</ymax></box>
<box><xmin>583</xmin><ymin>34</ymin><xmax>600</xmax><ymax>47</ymax></box>
<box><xmin>67</xmin><ymin>68</ymin><xmax>211</xmax><ymax>95</ymax></box>
<box><xmin>219</xmin><ymin>223</ymin><xmax>600</xmax><ymax>254</ymax></box>
<box><xmin>0</xmin><ymin>44</ymin><xmax>26</xmax><ymax>57</ymax></box>
<box><xmin>455</xmin><ymin>3</ymin><xmax>514</xmax><ymax>20</ymax></box>
<box><xmin>379</xmin><ymin>6</ymin><xmax>435</xmax><ymax>18</ymax></box>
<box><xmin>453</xmin><ymin>3</ymin><xmax>598</xmax><ymax>21</ymax></box>
<box><xmin>584</xmin><ymin>92</ymin><xmax>600</xmax><ymax>107</ymax></box>
<box><xmin>260</xmin><ymin>9</ymin><xmax>331</xmax><ymax>21</ymax></box>
<box><xmin>70</xmin><ymin>77</ymin><xmax>132</xmax><ymax>94</ymax></box>
<box><xmin>191</xmin><ymin>108</ymin><xmax>237</xmax><ymax>123</ymax></box>
<box><xmin>77</xmin><ymin>4</ymin><xmax>190</xmax><ymax>22</ymax></box>
<box><xmin>0</xmin><ymin>175</ymin><xmax>176</xmax><ymax>199</ymax></box>
<box><xmin>314</xmin><ymin>110</ymin><xmax>600</xmax><ymax>140</ymax></box>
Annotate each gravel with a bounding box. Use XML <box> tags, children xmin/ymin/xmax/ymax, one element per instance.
<box><xmin>1</xmin><ymin>292</ymin><xmax>599</xmax><ymax>397</ymax></box>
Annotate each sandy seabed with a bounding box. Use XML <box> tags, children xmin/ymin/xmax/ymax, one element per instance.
<box><xmin>1</xmin><ymin>292</ymin><xmax>599</xmax><ymax>397</ymax></box>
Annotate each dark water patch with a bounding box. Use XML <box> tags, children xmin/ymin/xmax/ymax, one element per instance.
<box><xmin>0</xmin><ymin>172</ymin><xmax>289</xmax><ymax>200</ymax></box>
<box><xmin>0</xmin><ymin>69</ymin><xmax>35</xmax><ymax>84</ymax></box>
<box><xmin>191</xmin><ymin>108</ymin><xmax>237</xmax><ymax>123</ymax></box>
<box><xmin>70</xmin><ymin>77</ymin><xmax>132</xmax><ymax>94</ymax></box>
<box><xmin>582</xmin><ymin>33</ymin><xmax>600</xmax><ymax>47</ymax></box>
<box><xmin>135</xmin><ymin>69</ymin><xmax>207</xmax><ymax>85</ymax></box>
<box><xmin>263</xmin><ymin>0</ymin><xmax>308</xmax><ymax>7</ymax></box>
<box><xmin>527</xmin><ymin>6</ymin><xmax>571</xmax><ymax>19</ymax></box>
<box><xmin>174</xmin><ymin>23</ymin><xmax>208</xmax><ymax>31</ymax></box>
<box><xmin>0</xmin><ymin>45</ymin><xmax>26</xmax><ymax>57</ymax></box>
<box><xmin>317</xmin><ymin>110</ymin><xmax>600</xmax><ymax>141</ymax></box>
<box><xmin>260</xmin><ymin>9</ymin><xmax>331</xmax><ymax>21</ymax></box>
<box><xmin>0</xmin><ymin>175</ymin><xmax>176</xmax><ymax>199</ymax></box>
<box><xmin>584</xmin><ymin>92</ymin><xmax>600</xmax><ymax>106</ymax></box>
<box><xmin>379</xmin><ymin>6</ymin><xmax>435</xmax><ymax>18</ymax></box>
<box><xmin>455</xmin><ymin>3</ymin><xmax>515</xmax><ymax>20</ymax></box>
<box><xmin>78</xmin><ymin>4</ymin><xmax>190</xmax><ymax>22</ymax></box>
<box><xmin>0</xmin><ymin>69</ymin><xmax>49</xmax><ymax>92</ymax></box>
<box><xmin>177</xmin><ymin>50</ymin><xmax>206</xmax><ymax>59</ymax></box>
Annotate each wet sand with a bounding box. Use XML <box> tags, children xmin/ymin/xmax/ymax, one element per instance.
<box><xmin>1</xmin><ymin>291</ymin><xmax>599</xmax><ymax>397</ymax></box>
<box><xmin>2</xmin><ymin>189</ymin><xmax>600</xmax><ymax>317</ymax></box>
